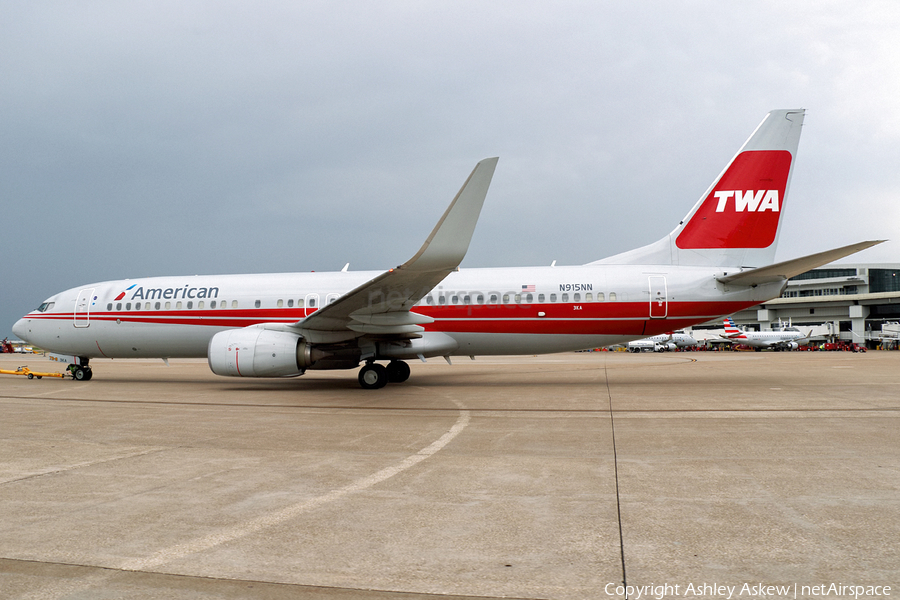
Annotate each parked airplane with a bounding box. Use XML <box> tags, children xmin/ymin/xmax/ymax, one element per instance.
<box><xmin>626</xmin><ymin>331</ymin><xmax>697</xmax><ymax>352</ymax></box>
<box><xmin>718</xmin><ymin>317</ymin><xmax>811</xmax><ymax>351</ymax></box>
<box><xmin>13</xmin><ymin>109</ymin><xmax>882</xmax><ymax>388</ymax></box>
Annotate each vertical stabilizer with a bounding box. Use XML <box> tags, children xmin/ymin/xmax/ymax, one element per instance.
<box><xmin>592</xmin><ymin>109</ymin><xmax>805</xmax><ymax>268</ymax></box>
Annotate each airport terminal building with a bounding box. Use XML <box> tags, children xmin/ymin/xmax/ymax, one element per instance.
<box><xmin>699</xmin><ymin>263</ymin><xmax>900</xmax><ymax>347</ymax></box>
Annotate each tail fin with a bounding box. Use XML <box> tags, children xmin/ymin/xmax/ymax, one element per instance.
<box><xmin>593</xmin><ymin>109</ymin><xmax>805</xmax><ymax>268</ymax></box>
<box><xmin>723</xmin><ymin>317</ymin><xmax>743</xmax><ymax>338</ymax></box>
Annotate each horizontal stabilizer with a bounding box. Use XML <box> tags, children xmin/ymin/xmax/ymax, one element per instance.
<box><xmin>717</xmin><ymin>240</ymin><xmax>885</xmax><ymax>286</ymax></box>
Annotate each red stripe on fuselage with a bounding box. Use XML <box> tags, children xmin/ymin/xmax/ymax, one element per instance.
<box><xmin>24</xmin><ymin>299</ymin><xmax>761</xmax><ymax>336</ymax></box>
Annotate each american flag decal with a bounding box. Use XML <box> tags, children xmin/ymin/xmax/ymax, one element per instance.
<box><xmin>521</xmin><ymin>284</ymin><xmax>535</xmax><ymax>292</ymax></box>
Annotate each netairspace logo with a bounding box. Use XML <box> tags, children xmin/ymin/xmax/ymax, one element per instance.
<box><xmin>603</xmin><ymin>582</ymin><xmax>891</xmax><ymax>599</ymax></box>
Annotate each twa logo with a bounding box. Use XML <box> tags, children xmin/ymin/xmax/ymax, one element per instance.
<box><xmin>714</xmin><ymin>190</ymin><xmax>779</xmax><ymax>213</ymax></box>
<box><xmin>676</xmin><ymin>150</ymin><xmax>792</xmax><ymax>249</ymax></box>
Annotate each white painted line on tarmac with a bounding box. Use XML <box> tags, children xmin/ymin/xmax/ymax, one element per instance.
<box><xmin>15</xmin><ymin>400</ymin><xmax>471</xmax><ymax>599</ymax></box>
<box><xmin>119</xmin><ymin>399</ymin><xmax>471</xmax><ymax>572</ymax></box>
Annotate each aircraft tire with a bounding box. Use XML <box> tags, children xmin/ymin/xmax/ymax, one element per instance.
<box><xmin>73</xmin><ymin>367</ymin><xmax>86</xmax><ymax>380</ymax></box>
<box><xmin>386</xmin><ymin>360</ymin><xmax>410</xmax><ymax>383</ymax></box>
<box><xmin>358</xmin><ymin>363</ymin><xmax>388</xmax><ymax>389</ymax></box>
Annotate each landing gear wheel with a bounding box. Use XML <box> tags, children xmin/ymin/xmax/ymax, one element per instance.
<box><xmin>83</xmin><ymin>368</ymin><xmax>93</xmax><ymax>380</ymax></box>
<box><xmin>73</xmin><ymin>367</ymin><xmax>86</xmax><ymax>381</ymax></box>
<box><xmin>358</xmin><ymin>363</ymin><xmax>388</xmax><ymax>389</ymax></box>
<box><xmin>386</xmin><ymin>360</ymin><xmax>410</xmax><ymax>383</ymax></box>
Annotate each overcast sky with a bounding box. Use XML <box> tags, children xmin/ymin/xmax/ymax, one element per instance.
<box><xmin>3</xmin><ymin>1</ymin><xmax>899</xmax><ymax>337</ymax></box>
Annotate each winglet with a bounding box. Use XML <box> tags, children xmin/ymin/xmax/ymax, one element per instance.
<box><xmin>401</xmin><ymin>157</ymin><xmax>498</xmax><ymax>272</ymax></box>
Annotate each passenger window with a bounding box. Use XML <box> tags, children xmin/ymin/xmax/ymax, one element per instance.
<box><xmin>155</xmin><ymin>302</ymin><xmax>161</xmax><ymax>310</ymax></box>
<box><xmin>187</xmin><ymin>301</ymin><xmax>193</xmax><ymax>309</ymax></box>
<box><xmin>503</xmin><ymin>294</ymin><xmax>510</xmax><ymax>303</ymax></box>
<box><xmin>309</xmin><ymin>298</ymin><xmax>316</xmax><ymax>308</ymax></box>
<box><xmin>490</xmin><ymin>294</ymin><xmax>498</xmax><ymax>303</ymax></box>
<box><xmin>198</xmin><ymin>301</ymin><xmax>204</xmax><ymax>309</ymax></box>
<box><xmin>210</xmin><ymin>301</ymin><xmax>216</xmax><ymax>309</ymax></box>
<box><xmin>562</xmin><ymin>293</ymin><xmax>569</xmax><ymax>302</ymax></box>
<box><xmin>439</xmin><ymin>296</ymin><xmax>446</xmax><ymax>305</ymax></box>
<box><xmin>585</xmin><ymin>293</ymin><xmax>593</xmax><ymax>302</ymax></box>
<box><xmin>277</xmin><ymin>299</ymin><xmax>283</xmax><ymax>308</ymax></box>
<box><xmin>135</xmin><ymin>302</ymin><xmax>142</xmax><ymax>310</ymax></box>
<box><xmin>609</xmin><ymin>292</ymin><xmax>617</xmax><ymax>301</ymax></box>
<box><xmin>165</xmin><ymin>302</ymin><xmax>171</xmax><ymax>309</ymax></box>
<box><xmin>515</xmin><ymin>294</ymin><xmax>522</xmax><ymax>303</ymax></box>
<box><xmin>538</xmin><ymin>294</ymin><xmax>545</xmax><ymax>303</ymax></box>
<box><xmin>176</xmin><ymin>301</ymin><xmax>182</xmax><ymax>309</ymax></box>
<box><xmin>476</xmin><ymin>294</ymin><xmax>484</xmax><ymax>304</ymax></box>
<box><xmin>255</xmin><ymin>300</ymin><xmax>261</xmax><ymax>308</ymax></box>
<box><xmin>297</xmin><ymin>299</ymin><xmax>304</xmax><ymax>308</ymax></box>
<box><xmin>597</xmin><ymin>292</ymin><xmax>605</xmax><ymax>301</ymax></box>
<box><xmin>126</xmin><ymin>302</ymin><xmax>132</xmax><ymax>310</ymax></box>
<box><xmin>463</xmin><ymin>295</ymin><xmax>471</xmax><ymax>304</ymax></box>
<box><xmin>287</xmin><ymin>299</ymin><xmax>293</xmax><ymax>308</ymax></box>
<box><xmin>108</xmin><ymin>303</ymin><xmax>113</xmax><ymax>311</ymax></box>
<box><xmin>426</xmin><ymin>296</ymin><xmax>434</xmax><ymax>305</ymax></box>
<box><xmin>574</xmin><ymin>293</ymin><xmax>581</xmax><ymax>302</ymax></box>
<box><xmin>451</xmin><ymin>295</ymin><xmax>459</xmax><ymax>305</ymax></box>
<box><xmin>550</xmin><ymin>294</ymin><xmax>557</xmax><ymax>302</ymax></box>
<box><xmin>525</xmin><ymin>293</ymin><xmax>533</xmax><ymax>303</ymax></box>
<box><xmin>232</xmin><ymin>300</ymin><xmax>238</xmax><ymax>308</ymax></box>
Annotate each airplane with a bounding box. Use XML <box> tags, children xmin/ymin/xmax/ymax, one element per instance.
<box><xmin>626</xmin><ymin>331</ymin><xmax>697</xmax><ymax>352</ymax></box>
<box><xmin>718</xmin><ymin>317</ymin><xmax>811</xmax><ymax>351</ymax></box>
<box><xmin>13</xmin><ymin>109</ymin><xmax>884</xmax><ymax>388</ymax></box>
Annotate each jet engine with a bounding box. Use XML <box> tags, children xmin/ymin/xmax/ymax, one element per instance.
<box><xmin>787</xmin><ymin>341</ymin><xmax>799</xmax><ymax>350</ymax></box>
<box><xmin>208</xmin><ymin>328</ymin><xmax>363</xmax><ymax>377</ymax></box>
<box><xmin>208</xmin><ymin>328</ymin><xmax>309</xmax><ymax>377</ymax></box>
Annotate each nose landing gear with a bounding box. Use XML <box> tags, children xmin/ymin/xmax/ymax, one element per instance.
<box><xmin>67</xmin><ymin>358</ymin><xmax>93</xmax><ymax>381</ymax></box>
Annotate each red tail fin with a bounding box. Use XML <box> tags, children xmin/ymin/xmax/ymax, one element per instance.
<box><xmin>591</xmin><ymin>109</ymin><xmax>805</xmax><ymax>268</ymax></box>
<box><xmin>676</xmin><ymin>150</ymin><xmax>793</xmax><ymax>249</ymax></box>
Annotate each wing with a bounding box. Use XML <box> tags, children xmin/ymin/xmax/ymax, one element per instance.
<box><xmin>291</xmin><ymin>157</ymin><xmax>498</xmax><ymax>344</ymax></box>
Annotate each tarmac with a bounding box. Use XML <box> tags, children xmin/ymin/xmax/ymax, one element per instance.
<box><xmin>0</xmin><ymin>350</ymin><xmax>898</xmax><ymax>600</ymax></box>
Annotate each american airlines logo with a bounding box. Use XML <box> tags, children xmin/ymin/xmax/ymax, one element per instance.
<box><xmin>714</xmin><ymin>190</ymin><xmax>780</xmax><ymax>213</ymax></box>
<box><xmin>113</xmin><ymin>283</ymin><xmax>220</xmax><ymax>301</ymax></box>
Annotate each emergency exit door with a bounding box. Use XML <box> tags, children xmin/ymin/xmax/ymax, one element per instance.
<box><xmin>648</xmin><ymin>276</ymin><xmax>667</xmax><ymax>318</ymax></box>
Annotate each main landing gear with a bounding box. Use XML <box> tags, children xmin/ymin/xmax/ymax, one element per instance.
<box><xmin>357</xmin><ymin>360</ymin><xmax>411</xmax><ymax>389</ymax></box>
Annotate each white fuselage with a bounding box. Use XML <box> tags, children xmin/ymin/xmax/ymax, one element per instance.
<box><xmin>14</xmin><ymin>263</ymin><xmax>783</xmax><ymax>361</ymax></box>
<box><xmin>626</xmin><ymin>332</ymin><xmax>698</xmax><ymax>351</ymax></box>
<box><xmin>724</xmin><ymin>327</ymin><xmax>807</xmax><ymax>349</ymax></box>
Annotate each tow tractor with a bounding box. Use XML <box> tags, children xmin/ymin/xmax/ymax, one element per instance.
<box><xmin>0</xmin><ymin>365</ymin><xmax>67</xmax><ymax>379</ymax></box>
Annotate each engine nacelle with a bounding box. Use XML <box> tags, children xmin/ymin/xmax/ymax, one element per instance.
<box><xmin>787</xmin><ymin>341</ymin><xmax>799</xmax><ymax>350</ymax></box>
<box><xmin>209</xmin><ymin>328</ymin><xmax>309</xmax><ymax>377</ymax></box>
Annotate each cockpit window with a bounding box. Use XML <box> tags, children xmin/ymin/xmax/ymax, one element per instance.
<box><xmin>36</xmin><ymin>302</ymin><xmax>55</xmax><ymax>312</ymax></box>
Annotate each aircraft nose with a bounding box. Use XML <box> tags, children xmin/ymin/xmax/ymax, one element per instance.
<box><xmin>12</xmin><ymin>318</ymin><xmax>28</xmax><ymax>340</ymax></box>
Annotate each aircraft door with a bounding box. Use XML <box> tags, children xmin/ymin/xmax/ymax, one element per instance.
<box><xmin>304</xmin><ymin>293</ymin><xmax>319</xmax><ymax>318</ymax></box>
<box><xmin>74</xmin><ymin>288</ymin><xmax>96</xmax><ymax>328</ymax></box>
<box><xmin>648</xmin><ymin>276</ymin><xmax>667</xmax><ymax>319</ymax></box>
